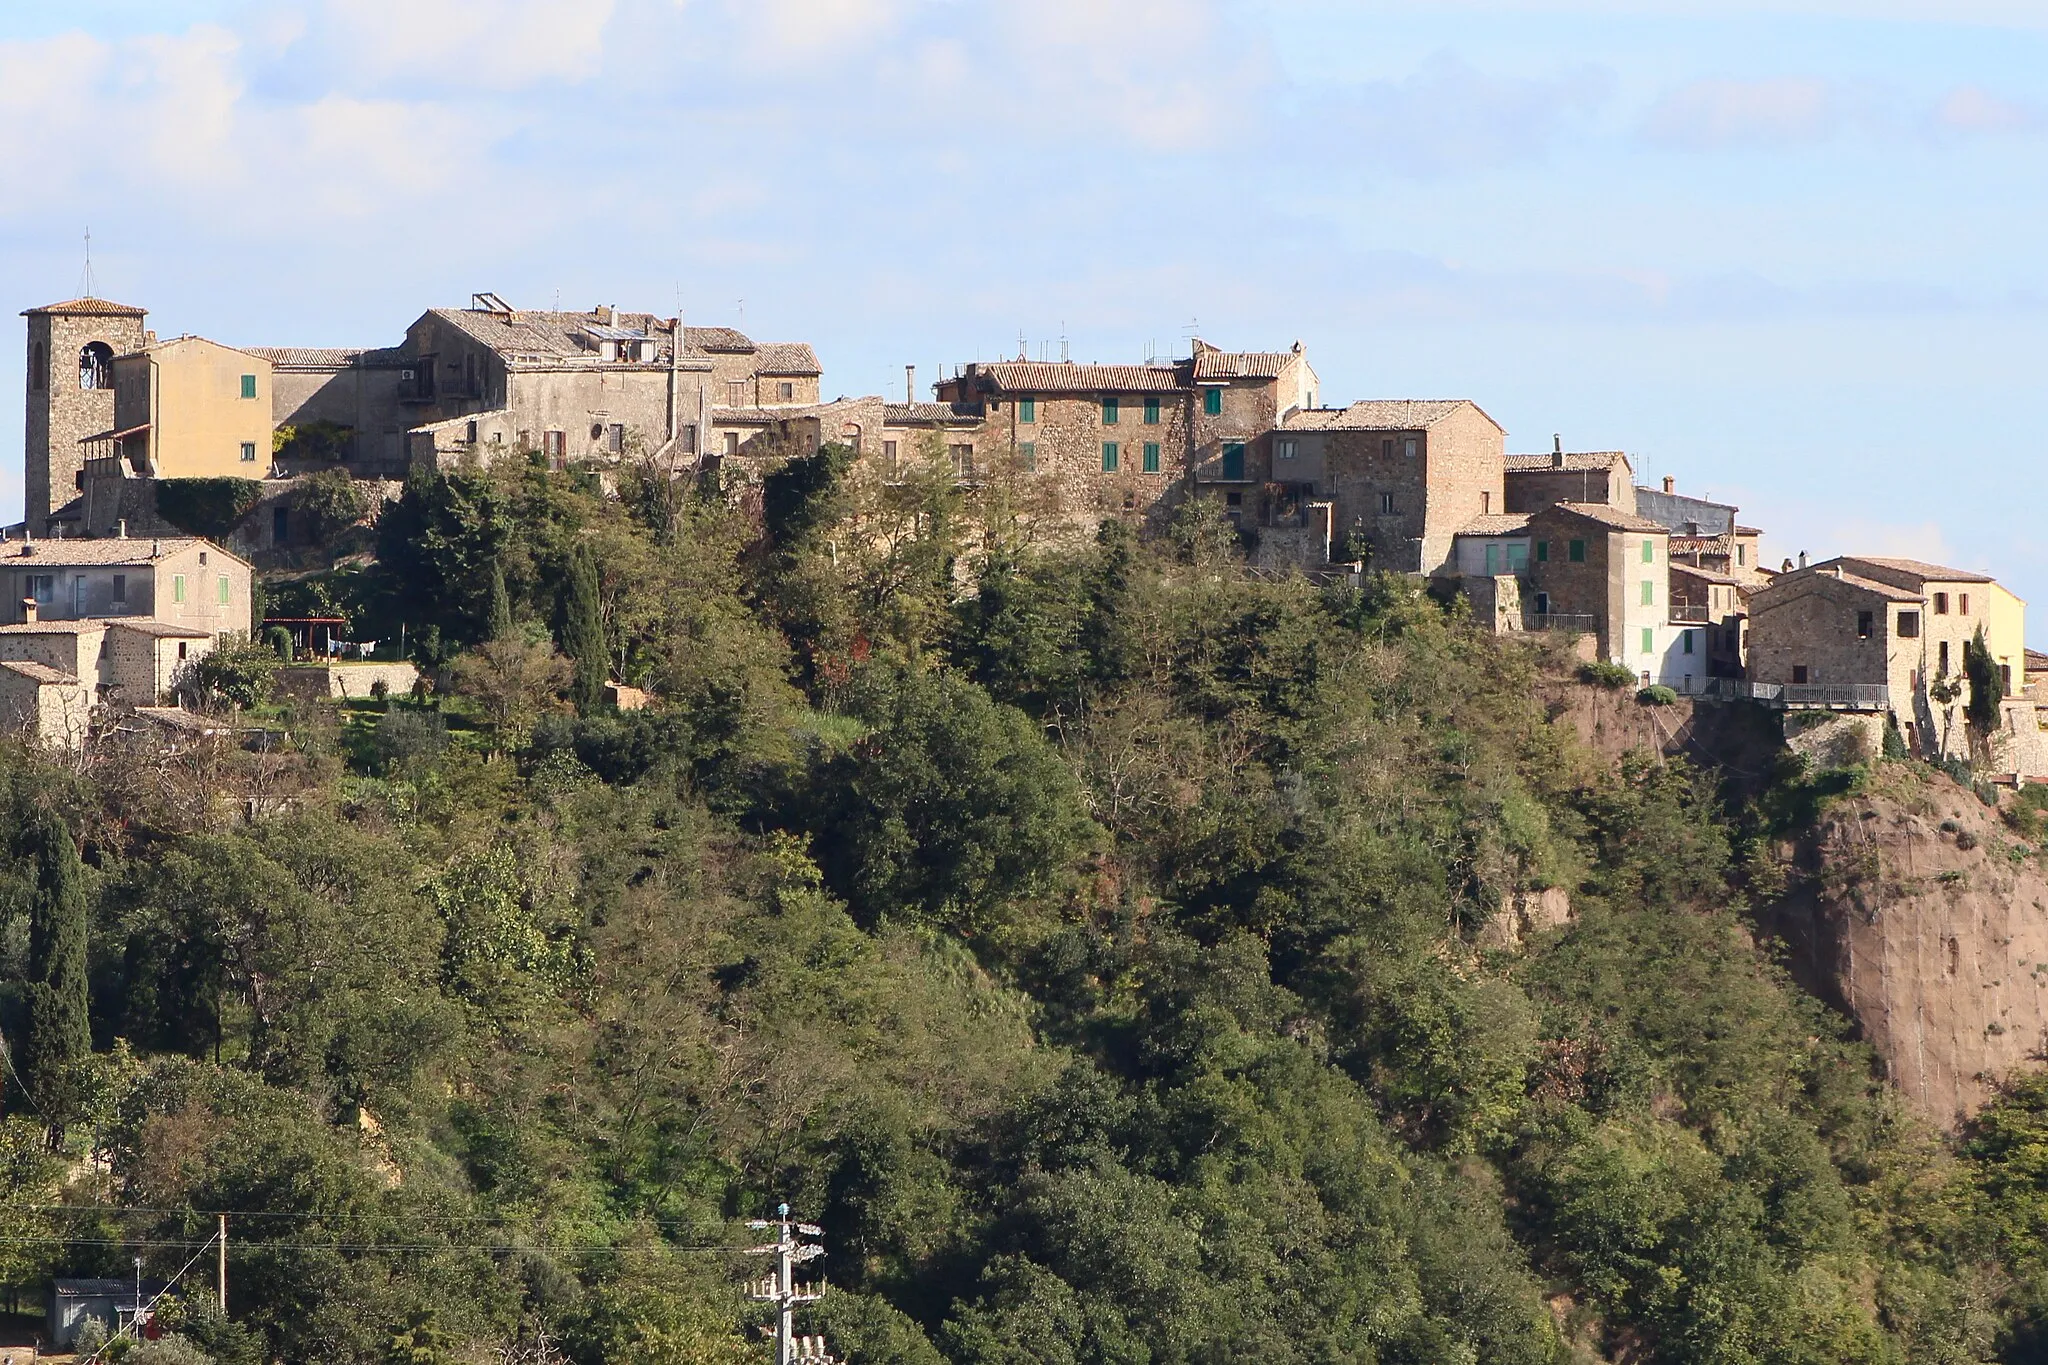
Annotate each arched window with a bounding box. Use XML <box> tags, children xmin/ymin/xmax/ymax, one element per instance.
<box><xmin>28</xmin><ymin>342</ymin><xmax>44</xmax><ymax>392</ymax></box>
<box><xmin>79</xmin><ymin>342</ymin><xmax>113</xmax><ymax>390</ymax></box>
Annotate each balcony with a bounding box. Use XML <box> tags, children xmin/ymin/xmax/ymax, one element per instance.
<box><xmin>1669</xmin><ymin>605</ymin><xmax>1710</xmax><ymax>624</ymax></box>
<box><xmin>1693</xmin><ymin>679</ymin><xmax>1890</xmax><ymax>711</ymax></box>
<box><xmin>1531</xmin><ymin>611</ymin><xmax>1598</xmax><ymax>632</ymax></box>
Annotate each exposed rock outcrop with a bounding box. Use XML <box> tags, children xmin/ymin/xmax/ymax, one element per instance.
<box><xmin>1764</xmin><ymin>772</ymin><xmax>2048</xmax><ymax>1130</ymax></box>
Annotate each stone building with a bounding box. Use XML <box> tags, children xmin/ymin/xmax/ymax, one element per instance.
<box><xmin>0</xmin><ymin>532</ymin><xmax>251</xmax><ymax>747</ymax></box>
<box><xmin>251</xmin><ymin>345</ymin><xmax>413</xmax><ymax>477</ymax></box>
<box><xmin>1504</xmin><ymin>447</ymin><xmax>1634</xmax><ymax>515</ymax></box>
<box><xmin>1669</xmin><ymin>562</ymin><xmax>1747</xmax><ymax>678</ymax></box>
<box><xmin>1278</xmin><ymin>399</ymin><xmax>1505</xmax><ymax>573</ymax></box>
<box><xmin>21</xmin><ymin>297</ymin><xmax>150</xmax><ymax>535</ymax></box>
<box><xmin>1521</xmin><ymin>501</ymin><xmax>1675</xmax><ymax>672</ymax></box>
<box><xmin>1746</xmin><ymin>556</ymin><xmax>2025</xmax><ymax>758</ymax></box>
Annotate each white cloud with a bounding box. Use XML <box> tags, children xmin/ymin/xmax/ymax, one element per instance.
<box><xmin>308</xmin><ymin>0</ymin><xmax>616</xmax><ymax>90</ymax></box>
<box><xmin>1317</xmin><ymin>53</ymin><xmax>1611</xmax><ymax>178</ymax></box>
<box><xmin>1934</xmin><ymin>84</ymin><xmax>2043</xmax><ymax>134</ymax></box>
<box><xmin>1641</xmin><ymin>77</ymin><xmax>1846</xmax><ymax>148</ymax></box>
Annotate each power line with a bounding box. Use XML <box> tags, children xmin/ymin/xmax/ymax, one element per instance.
<box><xmin>7</xmin><ymin>1204</ymin><xmax>719</xmax><ymax>1229</ymax></box>
<box><xmin>0</xmin><ymin>1236</ymin><xmax>734</xmax><ymax>1255</ymax></box>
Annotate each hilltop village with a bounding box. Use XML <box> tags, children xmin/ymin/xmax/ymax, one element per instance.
<box><xmin>11</xmin><ymin>290</ymin><xmax>2042</xmax><ymax>772</ymax></box>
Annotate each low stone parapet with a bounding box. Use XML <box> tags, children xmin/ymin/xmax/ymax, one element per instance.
<box><xmin>277</xmin><ymin>661</ymin><xmax>419</xmax><ymax>701</ymax></box>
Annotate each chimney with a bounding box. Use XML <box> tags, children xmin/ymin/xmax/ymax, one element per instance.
<box><xmin>116</xmin><ymin>518</ymin><xmax>127</xmax><ymax>539</ymax></box>
<box><xmin>906</xmin><ymin>364</ymin><xmax>916</xmax><ymax>404</ymax></box>
<box><xmin>151</xmin><ymin>538</ymin><xmax>161</xmax><ymax>557</ymax></box>
<box><xmin>1798</xmin><ymin>551</ymin><xmax>1808</xmax><ymax>569</ymax></box>
<box><xmin>596</xmin><ymin>304</ymin><xmax>614</xmax><ymax>325</ymax></box>
<box><xmin>1552</xmin><ymin>434</ymin><xmax>1564</xmax><ymax>468</ymax></box>
<box><xmin>21</xmin><ymin>598</ymin><xmax>36</xmax><ymax>624</ymax></box>
<box><xmin>1662</xmin><ymin>475</ymin><xmax>1675</xmax><ymax>494</ymax></box>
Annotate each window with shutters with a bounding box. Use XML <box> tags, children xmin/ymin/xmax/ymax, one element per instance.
<box><xmin>1683</xmin><ymin>630</ymin><xmax>1695</xmax><ymax>655</ymax></box>
<box><xmin>217</xmin><ymin>575</ymin><xmax>230</xmax><ymax>606</ymax></box>
<box><xmin>1641</xmin><ymin>627</ymin><xmax>1653</xmax><ymax>655</ymax></box>
<box><xmin>1536</xmin><ymin>541</ymin><xmax>1549</xmax><ymax>562</ymax></box>
<box><xmin>1934</xmin><ymin>592</ymin><xmax>1948</xmax><ymax>614</ymax></box>
<box><xmin>72</xmin><ymin>577</ymin><xmax>85</xmax><ymax>614</ymax></box>
<box><xmin>1569</xmin><ymin>539</ymin><xmax>1585</xmax><ymax>562</ymax></box>
<box><xmin>1142</xmin><ymin>442</ymin><xmax>1160</xmax><ymax>473</ymax></box>
<box><xmin>1960</xmin><ymin>593</ymin><xmax>1970</xmax><ymax>615</ymax></box>
<box><xmin>1221</xmin><ymin>442</ymin><xmax>1244</xmax><ymax>480</ymax></box>
<box><xmin>1144</xmin><ymin>396</ymin><xmax>1160</xmax><ymax>424</ymax></box>
<box><xmin>173</xmin><ymin>575</ymin><xmax>186</xmax><ymax>605</ymax></box>
<box><xmin>1020</xmin><ymin>398</ymin><xmax>1035</xmax><ymax>423</ymax></box>
<box><xmin>1203</xmin><ymin>388</ymin><xmax>1222</xmax><ymax>416</ymax></box>
<box><xmin>111</xmin><ymin>575</ymin><xmax>125</xmax><ymax>606</ymax></box>
<box><xmin>1641</xmin><ymin>580</ymin><xmax>1653</xmax><ymax>606</ymax></box>
<box><xmin>608</xmin><ymin>423</ymin><xmax>625</xmax><ymax>454</ymax></box>
<box><xmin>1102</xmin><ymin>396</ymin><xmax>1119</xmax><ymax>425</ymax></box>
<box><xmin>1641</xmin><ymin>539</ymin><xmax>1654</xmax><ymax>563</ymax></box>
<box><xmin>1019</xmin><ymin>441</ymin><xmax>1037</xmax><ymax>471</ymax></box>
<box><xmin>240</xmin><ymin>373</ymin><xmax>257</xmax><ymax>400</ymax></box>
<box><xmin>1101</xmin><ymin>442</ymin><xmax>1119</xmax><ymax>472</ymax></box>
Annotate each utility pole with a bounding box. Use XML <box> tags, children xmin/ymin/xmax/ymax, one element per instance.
<box><xmin>217</xmin><ymin>1214</ymin><xmax>227</xmax><ymax>1313</ymax></box>
<box><xmin>744</xmin><ymin>1204</ymin><xmax>833</xmax><ymax>1365</ymax></box>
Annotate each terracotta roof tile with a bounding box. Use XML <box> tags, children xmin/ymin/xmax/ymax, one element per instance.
<box><xmin>755</xmin><ymin>342</ymin><xmax>821</xmax><ymax>375</ymax></box>
<box><xmin>1546</xmin><ymin>501</ymin><xmax>1670</xmax><ymax>533</ymax></box>
<box><xmin>1191</xmin><ymin>349</ymin><xmax>1296</xmax><ymax>380</ymax></box>
<box><xmin>885</xmin><ymin>402</ymin><xmax>985</xmax><ymax>425</ymax></box>
<box><xmin>1457</xmin><ymin>513</ymin><xmax>1533</xmax><ymax>535</ymax></box>
<box><xmin>247</xmin><ymin>346</ymin><xmax>408</xmax><ymax>369</ymax></box>
<box><xmin>0</xmin><ymin>621</ymin><xmax>102</xmax><ymax>635</ymax></box>
<box><xmin>22</xmin><ymin>297</ymin><xmax>147</xmax><ymax>318</ymax></box>
<box><xmin>1505</xmin><ymin>451</ymin><xmax>1629</xmax><ymax>472</ymax></box>
<box><xmin>0</xmin><ymin>536</ymin><xmax>245</xmax><ymax>567</ymax></box>
<box><xmin>1753</xmin><ymin>568</ymin><xmax>1923</xmax><ymax>604</ymax></box>
<box><xmin>1833</xmin><ymin>555</ymin><xmax>1994</xmax><ymax>585</ymax></box>
<box><xmin>0</xmin><ymin>661</ymin><xmax>80</xmax><ymax>685</ymax></box>
<box><xmin>1282</xmin><ymin>399</ymin><xmax>1489</xmax><ymax>432</ymax></box>
<box><xmin>972</xmin><ymin>362</ymin><xmax>1185</xmax><ymax>394</ymax></box>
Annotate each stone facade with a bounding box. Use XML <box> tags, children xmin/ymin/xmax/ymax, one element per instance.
<box><xmin>250</xmin><ymin>347</ymin><xmax>414</xmax><ymax>477</ymax></box>
<box><xmin>276</xmin><ymin>661</ymin><xmax>420</xmax><ymax>701</ymax></box>
<box><xmin>22</xmin><ymin>298</ymin><xmax>150</xmax><ymax>535</ymax></box>
<box><xmin>1282</xmin><ymin>400</ymin><xmax>1506</xmax><ymax>573</ymax></box>
<box><xmin>0</xmin><ymin>661</ymin><xmax>91</xmax><ymax>749</ymax></box>
<box><xmin>1523</xmin><ymin>502</ymin><xmax>1671</xmax><ymax>665</ymax></box>
<box><xmin>1504</xmin><ymin>450</ymin><xmax>1635</xmax><ymax>515</ymax></box>
<box><xmin>0</xmin><ymin>535</ymin><xmax>252</xmax><ymax>638</ymax></box>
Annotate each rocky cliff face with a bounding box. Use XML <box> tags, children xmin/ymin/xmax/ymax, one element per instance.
<box><xmin>1766</xmin><ymin>772</ymin><xmax>2048</xmax><ymax>1130</ymax></box>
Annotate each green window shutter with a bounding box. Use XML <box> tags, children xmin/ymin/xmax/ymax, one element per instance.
<box><xmin>1641</xmin><ymin>538</ymin><xmax>1654</xmax><ymax>563</ymax></box>
<box><xmin>173</xmin><ymin>575</ymin><xmax>185</xmax><ymax>604</ymax></box>
<box><xmin>1203</xmin><ymin>387</ymin><xmax>1222</xmax><ymax>416</ymax></box>
<box><xmin>1569</xmin><ymin>539</ymin><xmax>1585</xmax><ymax>562</ymax></box>
<box><xmin>1144</xmin><ymin>396</ymin><xmax>1160</xmax><ymax>424</ymax></box>
<box><xmin>1641</xmin><ymin>580</ymin><xmax>1653</xmax><ymax>606</ymax></box>
<box><xmin>1221</xmin><ymin>442</ymin><xmax>1244</xmax><ymax>480</ymax></box>
<box><xmin>217</xmin><ymin>575</ymin><xmax>230</xmax><ymax>605</ymax></box>
<box><xmin>1102</xmin><ymin>442</ymin><xmax>1119</xmax><ymax>472</ymax></box>
<box><xmin>1019</xmin><ymin>441</ymin><xmax>1036</xmax><ymax>471</ymax></box>
<box><xmin>1642</xmin><ymin>627</ymin><xmax>1653</xmax><ymax>654</ymax></box>
<box><xmin>240</xmin><ymin>373</ymin><xmax>257</xmax><ymax>399</ymax></box>
<box><xmin>1103</xmin><ymin>396</ymin><xmax>1118</xmax><ymax>424</ymax></box>
<box><xmin>1020</xmin><ymin>398</ymin><xmax>1035</xmax><ymax>423</ymax></box>
<box><xmin>1683</xmin><ymin>630</ymin><xmax>1695</xmax><ymax>655</ymax></box>
<box><xmin>1142</xmin><ymin>442</ymin><xmax>1160</xmax><ymax>473</ymax></box>
<box><xmin>1536</xmin><ymin>541</ymin><xmax>1549</xmax><ymax>562</ymax></box>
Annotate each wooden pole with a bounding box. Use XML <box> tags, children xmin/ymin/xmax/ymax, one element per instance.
<box><xmin>216</xmin><ymin>1215</ymin><xmax>227</xmax><ymax>1313</ymax></box>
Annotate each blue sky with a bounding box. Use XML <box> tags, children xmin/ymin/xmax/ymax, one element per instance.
<box><xmin>4</xmin><ymin>0</ymin><xmax>2046</xmax><ymax>629</ymax></box>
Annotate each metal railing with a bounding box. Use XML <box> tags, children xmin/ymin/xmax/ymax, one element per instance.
<box><xmin>1669</xmin><ymin>605</ymin><xmax>1710</xmax><ymax>624</ymax></box>
<box><xmin>1693</xmin><ymin>679</ymin><xmax>1890</xmax><ymax>710</ymax></box>
<box><xmin>1531</xmin><ymin>612</ymin><xmax>1598</xmax><ymax>632</ymax></box>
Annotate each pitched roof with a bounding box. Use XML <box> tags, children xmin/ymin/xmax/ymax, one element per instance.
<box><xmin>0</xmin><ymin>620</ymin><xmax>102</xmax><ymax>635</ymax></box>
<box><xmin>1506</xmin><ymin>451</ymin><xmax>1629</xmax><ymax>473</ymax></box>
<box><xmin>1191</xmin><ymin>347</ymin><xmax>1298</xmax><ymax>381</ymax></box>
<box><xmin>1544</xmin><ymin>501</ymin><xmax>1669</xmax><ymax>533</ymax></box>
<box><xmin>885</xmin><ymin>402</ymin><xmax>985</xmax><ymax>426</ymax></box>
<box><xmin>2026</xmin><ymin>648</ymin><xmax>2048</xmax><ymax>673</ymax></box>
<box><xmin>969</xmin><ymin>362</ymin><xmax>1185</xmax><ymax>394</ymax></box>
<box><xmin>0</xmin><ymin>661</ymin><xmax>80</xmax><ymax>685</ymax></box>
<box><xmin>247</xmin><ymin>346</ymin><xmax>409</xmax><ymax>369</ymax></box>
<box><xmin>1457</xmin><ymin>513</ymin><xmax>1533</xmax><ymax>536</ymax></box>
<box><xmin>1670</xmin><ymin>562</ymin><xmax>1741</xmax><ymax>585</ymax></box>
<box><xmin>1282</xmin><ymin>399</ymin><xmax>1497</xmax><ymax>432</ymax></box>
<box><xmin>755</xmin><ymin>342</ymin><xmax>821</xmax><ymax>375</ymax></box>
<box><xmin>22</xmin><ymin>297</ymin><xmax>147</xmax><ymax>318</ymax></box>
<box><xmin>683</xmin><ymin>326</ymin><xmax>754</xmax><ymax>354</ymax></box>
<box><xmin>1832</xmin><ymin>555</ymin><xmax>1994</xmax><ymax>585</ymax></box>
<box><xmin>0</xmin><ymin>535</ymin><xmax>245</xmax><ymax>568</ymax></box>
<box><xmin>106</xmin><ymin>619</ymin><xmax>211</xmax><ymax>639</ymax></box>
<box><xmin>1753</xmin><ymin>567</ymin><xmax>1923</xmax><ymax>604</ymax></box>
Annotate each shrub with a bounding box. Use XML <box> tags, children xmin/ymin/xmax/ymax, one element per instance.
<box><xmin>154</xmin><ymin>477</ymin><xmax>261</xmax><ymax>540</ymax></box>
<box><xmin>192</xmin><ymin>635</ymin><xmax>281</xmax><ymax>709</ymax></box>
<box><xmin>1577</xmin><ymin>660</ymin><xmax>1635</xmax><ymax>689</ymax></box>
<box><xmin>1883</xmin><ymin>715</ymin><xmax>1909</xmax><ymax>761</ymax></box>
<box><xmin>263</xmin><ymin>625</ymin><xmax>294</xmax><ymax>662</ymax></box>
<box><xmin>296</xmin><ymin>467</ymin><xmax>369</xmax><ymax>542</ymax></box>
<box><xmin>1636</xmin><ymin>684</ymin><xmax>1679</xmax><ymax>706</ymax></box>
<box><xmin>372</xmin><ymin>705</ymin><xmax>447</xmax><ymax>775</ymax></box>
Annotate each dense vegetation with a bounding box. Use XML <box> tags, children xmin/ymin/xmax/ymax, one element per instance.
<box><xmin>8</xmin><ymin>448</ymin><xmax>2048</xmax><ymax>1363</ymax></box>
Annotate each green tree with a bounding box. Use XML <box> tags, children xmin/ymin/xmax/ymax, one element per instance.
<box><xmin>1966</xmin><ymin>624</ymin><xmax>2005</xmax><ymax>735</ymax></box>
<box><xmin>17</xmin><ymin>804</ymin><xmax>89</xmax><ymax>1143</ymax></box>
<box><xmin>192</xmin><ymin>635</ymin><xmax>282</xmax><ymax>709</ymax></box>
<box><xmin>561</xmin><ymin>540</ymin><xmax>607</xmax><ymax>716</ymax></box>
<box><xmin>486</xmin><ymin>561</ymin><xmax>514</xmax><ymax>641</ymax></box>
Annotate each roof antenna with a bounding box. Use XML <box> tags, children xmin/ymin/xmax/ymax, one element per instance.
<box><xmin>1017</xmin><ymin>328</ymin><xmax>1027</xmax><ymax>361</ymax></box>
<box><xmin>737</xmin><ymin>298</ymin><xmax>745</xmax><ymax>323</ymax></box>
<box><xmin>79</xmin><ymin>227</ymin><xmax>95</xmax><ymax>299</ymax></box>
<box><xmin>1060</xmin><ymin>322</ymin><xmax>1069</xmax><ymax>364</ymax></box>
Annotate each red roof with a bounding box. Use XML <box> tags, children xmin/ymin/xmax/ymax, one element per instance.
<box><xmin>22</xmin><ymin>297</ymin><xmax>147</xmax><ymax>318</ymax></box>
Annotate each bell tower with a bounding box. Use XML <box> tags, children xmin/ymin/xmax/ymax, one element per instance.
<box><xmin>22</xmin><ymin>296</ymin><xmax>148</xmax><ymax>534</ymax></box>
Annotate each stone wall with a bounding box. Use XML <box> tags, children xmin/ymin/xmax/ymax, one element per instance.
<box><xmin>0</xmin><ymin>669</ymin><xmax>91</xmax><ymax>750</ymax></box>
<box><xmin>1417</xmin><ymin>405</ymin><xmax>1507</xmax><ymax>572</ymax></box>
<box><xmin>277</xmin><ymin>661</ymin><xmax>419</xmax><ymax>700</ymax></box>
<box><xmin>1525</xmin><ymin>510</ymin><xmax>1623</xmax><ymax>660</ymax></box>
<box><xmin>26</xmin><ymin>309</ymin><xmax>150</xmax><ymax>532</ymax></box>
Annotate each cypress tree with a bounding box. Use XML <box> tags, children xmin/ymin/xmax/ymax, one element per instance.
<box><xmin>17</xmin><ymin>804</ymin><xmax>88</xmax><ymax>1144</ymax></box>
<box><xmin>487</xmin><ymin>562</ymin><xmax>514</xmax><ymax>641</ymax></box>
<box><xmin>562</xmin><ymin>542</ymin><xmax>607</xmax><ymax>715</ymax></box>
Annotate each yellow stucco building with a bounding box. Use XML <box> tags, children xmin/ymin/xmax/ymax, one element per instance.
<box><xmin>96</xmin><ymin>336</ymin><xmax>274</xmax><ymax>479</ymax></box>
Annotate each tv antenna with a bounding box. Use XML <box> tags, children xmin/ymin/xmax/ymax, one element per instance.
<box><xmin>80</xmin><ymin>227</ymin><xmax>95</xmax><ymax>299</ymax></box>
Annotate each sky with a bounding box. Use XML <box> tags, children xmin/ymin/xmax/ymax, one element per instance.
<box><xmin>3</xmin><ymin>0</ymin><xmax>2046</xmax><ymax>631</ymax></box>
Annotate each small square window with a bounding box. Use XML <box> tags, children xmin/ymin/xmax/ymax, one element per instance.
<box><xmin>1378</xmin><ymin>492</ymin><xmax>1396</xmax><ymax>514</ymax></box>
<box><xmin>1102</xmin><ymin>396</ymin><xmax>1119</xmax><ymax>425</ymax></box>
<box><xmin>1403</xmin><ymin>437</ymin><xmax>1418</xmax><ymax>458</ymax></box>
<box><xmin>1144</xmin><ymin>396</ymin><xmax>1160</xmax><ymax>424</ymax></box>
<box><xmin>1933</xmin><ymin>592</ymin><xmax>1948</xmax><ymax>614</ymax></box>
<box><xmin>240</xmin><ymin>373</ymin><xmax>257</xmax><ymax>399</ymax></box>
<box><xmin>1020</xmin><ymin>398</ymin><xmax>1036</xmax><ymax>423</ymax></box>
<box><xmin>1278</xmin><ymin>439</ymin><xmax>1296</xmax><ymax>460</ymax></box>
<box><xmin>778</xmin><ymin>381</ymin><xmax>794</xmax><ymax>401</ymax></box>
<box><xmin>1203</xmin><ymin>388</ymin><xmax>1222</xmax><ymax>416</ymax></box>
<box><xmin>239</xmin><ymin>442</ymin><xmax>257</xmax><ymax>462</ymax></box>
<box><xmin>1568</xmin><ymin>539</ymin><xmax>1585</xmax><ymax>563</ymax></box>
<box><xmin>1142</xmin><ymin>441</ymin><xmax>1160</xmax><ymax>473</ymax></box>
<box><xmin>1019</xmin><ymin>441</ymin><xmax>1037</xmax><ymax>472</ymax></box>
<box><xmin>1793</xmin><ymin>664</ymin><xmax>1809</xmax><ymax>684</ymax></box>
<box><xmin>1898</xmin><ymin>610</ymin><xmax>1920</xmax><ymax>638</ymax></box>
<box><xmin>1101</xmin><ymin>442</ymin><xmax>1119</xmax><ymax>472</ymax></box>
